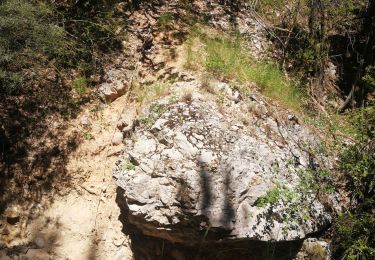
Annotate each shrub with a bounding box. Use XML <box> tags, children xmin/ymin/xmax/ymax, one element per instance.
<box><xmin>0</xmin><ymin>0</ymin><xmax>68</xmax><ymax>94</ymax></box>
<box><xmin>333</xmin><ymin>107</ymin><xmax>375</xmax><ymax>259</ymax></box>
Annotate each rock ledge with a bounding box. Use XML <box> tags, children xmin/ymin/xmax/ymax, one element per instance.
<box><xmin>114</xmin><ymin>81</ymin><xmax>333</xmax><ymax>251</ymax></box>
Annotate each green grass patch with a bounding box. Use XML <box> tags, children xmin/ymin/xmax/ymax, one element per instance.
<box><xmin>158</xmin><ymin>12</ymin><xmax>174</xmax><ymax>31</ymax></box>
<box><xmin>72</xmin><ymin>76</ymin><xmax>89</xmax><ymax>96</ymax></box>
<box><xmin>158</xmin><ymin>12</ymin><xmax>173</xmax><ymax>26</ymax></box>
<box><xmin>135</xmin><ymin>82</ymin><xmax>169</xmax><ymax>104</ymax></box>
<box><xmin>184</xmin><ymin>26</ymin><xmax>303</xmax><ymax>111</ymax></box>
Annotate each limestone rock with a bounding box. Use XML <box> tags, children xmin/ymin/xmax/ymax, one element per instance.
<box><xmin>80</xmin><ymin>115</ymin><xmax>90</xmax><ymax>126</ymax></box>
<box><xmin>112</xmin><ymin>132</ymin><xmax>124</xmax><ymax>146</ymax></box>
<box><xmin>34</xmin><ymin>236</ymin><xmax>45</xmax><ymax>248</ymax></box>
<box><xmin>98</xmin><ymin>69</ymin><xmax>130</xmax><ymax>102</ymax></box>
<box><xmin>114</xmin><ymin>81</ymin><xmax>335</xmax><ymax>252</ymax></box>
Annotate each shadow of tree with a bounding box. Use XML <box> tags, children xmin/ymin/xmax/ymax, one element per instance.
<box><xmin>117</xmin><ymin>185</ymin><xmax>303</xmax><ymax>260</ymax></box>
<box><xmin>0</xmin><ymin>77</ymin><xmax>86</xmax><ymax>236</ymax></box>
<box><xmin>0</xmin><ymin>0</ymin><xmax>126</xmax><ymax>232</ymax></box>
<box><xmin>116</xmin><ymin>156</ymin><xmax>303</xmax><ymax>260</ymax></box>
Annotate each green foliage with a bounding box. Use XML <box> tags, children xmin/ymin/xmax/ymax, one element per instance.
<box><xmin>185</xmin><ymin>27</ymin><xmax>303</xmax><ymax>111</ymax></box>
<box><xmin>158</xmin><ymin>12</ymin><xmax>173</xmax><ymax>27</ymax></box>
<box><xmin>126</xmin><ymin>162</ymin><xmax>136</xmax><ymax>171</ymax></box>
<box><xmin>340</xmin><ymin>107</ymin><xmax>375</xmax><ymax>202</ymax></box>
<box><xmin>205</xmin><ymin>35</ymin><xmax>302</xmax><ymax>110</ymax></box>
<box><xmin>255</xmin><ymin>164</ymin><xmax>335</xmax><ymax>234</ymax></box>
<box><xmin>363</xmin><ymin>65</ymin><xmax>375</xmax><ymax>94</ymax></box>
<box><xmin>333</xmin><ymin>106</ymin><xmax>375</xmax><ymax>259</ymax></box>
<box><xmin>72</xmin><ymin>76</ymin><xmax>89</xmax><ymax>96</ymax></box>
<box><xmin>335</xmin><ymin>214</ymin><xmax>375</xmax><ymax>259</ymax></box>
<box><xmin>139</xmin><ymin>103</ymin><xmax>167</xmax><ymax>127</ymax></box>
<box><xmin>0</xmin><ymin>0</ymin><xmax>68</xmax><ymax>94</ymax></box>
<box><xmin>255</xmin><ymin>0</ymin><xmax>285</xmax><ymax>18</ymax></box>
<box><xmin>255</xmin><ymin>182</ymin><xmax>285</xmax><ymax>207</ymax></box>
<box><xmin>297</xmin><ymin>168</ymin><xmax>335</xmax><ymax>196</ymax></box>
<box><xmin>0</xmin><ymin>0</ymin><xmax>123</xmax><ymax>96</ymax></box>
<box><xmin>84</xmin><ymin>132</ymin><xmax>94</xmax><ymax>140</ymax></box>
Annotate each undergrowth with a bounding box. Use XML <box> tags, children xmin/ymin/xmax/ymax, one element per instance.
<box><xmin>135</xmin><ymin>82</ymin><xmax>170</xmax><ymax>104</ymax></box>
<box><xmin>332</xmin><ymin>107</ymin><xmax>375</xmax><ymax>259</ymax></box>
<box><xmin>184</xmin><ymin>25</ymin><xmax>303</xmax><ymax>111</ymax></box>
<box><xmin>0</xmin><ymin>0</ymin><xmax>124</xmax><ymax>210</ymax></box>
<box><xmin>303</xmin><ymin>107</ymin><xmax>375</xmax><ymax>259</ymax></box>
<box><xmin>255</xmin><ymin>164</ymin><xmax>334</xmax><ymax>236</ymax></box>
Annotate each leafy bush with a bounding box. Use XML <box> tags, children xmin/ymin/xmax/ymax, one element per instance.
<box><xmin>0</xmin><ymin>0</ymin><xmax>123</xmax><ymax>96</ymax></box>
<box><xmin>333</xmin><ymin>107</ymin><xmax>375</xmax><ymax>259</ymax></box>
<box><xmin>363</xmin><ymin>65</ymin><xmax>375</xmax><ymax>95</ymax></box>
<box><xmin>335</xmin><ymin>213</ymin><xmax>375</xmax><ymax>259</ymax></box>
<box><xmin>340</xmin><ymin>107</ymin><xmax>375</xmax><ymax>203</ymax></box>
<box><xmin>0</xmin><ymin>0</ymin><xmax>69</xmax><ymax>94</ymax></box>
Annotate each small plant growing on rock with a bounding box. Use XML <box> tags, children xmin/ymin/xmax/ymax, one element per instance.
<box><xmin>255</xmin><ymin>162</ymin><xmax>335</xmax><ymax>235</ymax></box>
<box><xmin>126</xmin><ymin>162</ymin><xmax>136</xmax><ymax>171</ymax></box>
<box><xmin>123</xmin><ymin>161</ymin><xmax>135</xmax><ymax>171</ymax></box>
<box><xmin>83</xmin><ymin>132</ymin><xmax>94</xmax><ymax>140</ymax></box>
<box><xmin>139</xmin><ymin>103</ymin><xmax>167</xmax><ymax>127</ymax></box>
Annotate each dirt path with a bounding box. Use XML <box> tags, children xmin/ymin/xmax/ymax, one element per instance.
<box><xmin>0</xmin><ymin>3</ymin><xmax>267</xmax><ymax>259</ymax></box>
<box><xmin>23</xmin><ymin>95</ymin><xmax>138</xmax><ymax>260</ymax></box>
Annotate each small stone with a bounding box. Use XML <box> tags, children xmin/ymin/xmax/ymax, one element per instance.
<box><xmin>34</xmin><ymin>236</ymin><xmax>45</xmax><ymax>248</ymax></box>
<box><xmin>80</xmin><ymin>115</ymin><xmax>90</xmax><ymax>126</ymax></box>
<box><xmin>92</xmin><ymin>123</ymin><xmax>102</xmax><ymax>134</ymax></box>
<box><xmin>112</xmin><ymin>132</ymin><xmax>124</xmax><ymax>146</ymax></box>
<box><xmin>296</xmin><ymin>238</ymin><xmax>330</xmax><ymax>260</ymax></box>
<box><xmin>6</xmin><ymin>215</ymin><xmax>20</xmax><ymax>225</ymax></box>
<box><xmin>112</xmin><ymin>237</ymin><xmax>124</xmax><ymax>247</ymax></box>
<box><xmin>227</xmin><ymin>89</ymin><xmax>241</xmax><ymax>103</ymax></box>
<box><xmin>5</xmin><ymin>206</ymin><xmax>21</xmax><ymax>225</ymax></box>
<box><xmin>15</xmin><ymin>246</ymin><xmax>29</xmax><ymax>254</ymax></box>
<box><xmin>0</xmin><ymin>255</ymin><xmax>11</xmax><ymax>260</ymax></box>
<box><xmin>151</xmin><ymin>118</ymin><xmax>168</xmax><ymax>132</ymax></box>
<box><xmin>0</xmin><ymin>250</ymin><xmax>7</xmax><ymax>258</ymax></box>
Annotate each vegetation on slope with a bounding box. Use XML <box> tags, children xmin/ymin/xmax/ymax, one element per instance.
<box><xmin>0</xmin><ymin>0</ymin><xmax>124</xmax><ymax>209</ymax></box>
<box><xmin>229</xmin><ymin>1</ymin><xmax>374</xmax><ymax>258</ymax></box>
<box><xmin>0</xmin><ymin>0</ymin><xmax>374</xmax><ymax>258</ymax></box>
<box><xmin>185</xmin><ymin>26</ymin><xmax>303</xmax><ymax>111</ymax></box>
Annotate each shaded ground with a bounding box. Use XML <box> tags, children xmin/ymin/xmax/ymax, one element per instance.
<box><xmin>0</xmin><ymin>0</ymin><xmax>266</xmax><ymax>259</ymax></box>
<box><xmin>1</xmin><ymin>93</ymin><xmax>137</xmax><ymax>258</ymax></box>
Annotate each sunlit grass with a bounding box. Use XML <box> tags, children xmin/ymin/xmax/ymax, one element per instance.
<box><xmin>185</xmin><ymin>26</ymin><xmax>303</xmax><ymax>111</ymax></box>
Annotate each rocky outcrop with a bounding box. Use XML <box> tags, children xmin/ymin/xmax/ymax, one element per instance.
<box><xmin>114</xmin><ymin>81</ymin><xmax>335</xmax><ymax>258</ymax></box>
<box><xmin>98</xmin><ymin>68</ymin><xmax>131</xmax><ymax>102</ymax></box>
